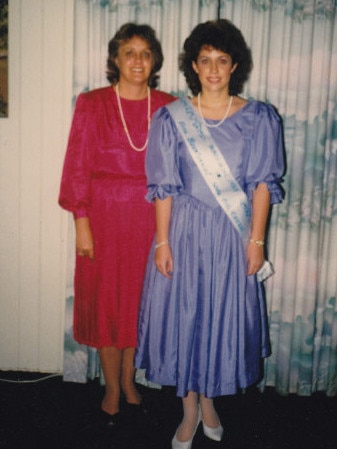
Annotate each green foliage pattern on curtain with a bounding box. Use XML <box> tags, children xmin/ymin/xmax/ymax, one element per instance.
<box><xmin>64</xmin><ymin>0</ymin><xmax>337</xmax><ymax>396</ymax></box>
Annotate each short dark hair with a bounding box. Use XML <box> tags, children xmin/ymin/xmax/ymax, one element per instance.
<box><xmin>179</xmin><ymin>19</ymin><xmax>253</xmax><ymax>96</ymax></box>
<box><xmin>106</xmin><ymin>23</ymin><xmax>163</xmax><ymax>88</ymax></box>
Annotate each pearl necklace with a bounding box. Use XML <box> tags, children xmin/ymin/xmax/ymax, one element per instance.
<box><xmin>115</xmin><ymin>83</ymin><xmax>151</xmax><ymax>152</ymax></box>
<box><xmin>197</xmin><ymin>93</ymin><xmax>233</xmax><ymax>128</ymax></box>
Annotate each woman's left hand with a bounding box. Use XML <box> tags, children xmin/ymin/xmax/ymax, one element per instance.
<box><xmin>246</xmin><ymin>242</ymin><xmax>264</xmax><ymax>276</ymax></box>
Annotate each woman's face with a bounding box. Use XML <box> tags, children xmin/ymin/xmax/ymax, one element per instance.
<box><xmin>192</xmin><ymin>46</ymin><xmax>237</xmax><ymax>94</ymax></box>
<box><xmin>115</xmin><ymin>36</ymin><xmax>153</xmax><ymax>87</ymax></box>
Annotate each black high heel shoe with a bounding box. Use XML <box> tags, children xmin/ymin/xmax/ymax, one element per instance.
<box><xmin>125</xmin><ymin>401</ymin><xmax>160</xmax><ymax>439</ymax></box>
<box><xmin>125</xmin><ymin>401</ymin><xmax>148</xmax><ymax>416</ymax></box>
<box><xmin>99</xmin><ymin>410</ymin><xmax>123</xmax><ymax>428</ymax></box>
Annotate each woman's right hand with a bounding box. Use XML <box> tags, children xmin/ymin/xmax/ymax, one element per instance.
<box><xmin>154</xmin><ymin>244</ymin><xmax>173</xmax><ymax>279</ymax></box>
<box><xmin>75</xmin><ymin>217</ymin><xmax>94</xmax><ymax>260</ymax></box>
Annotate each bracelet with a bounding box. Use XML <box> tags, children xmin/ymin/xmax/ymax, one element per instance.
<box><xmin>155</xmin><ymin>240</ymin><xmax>169</xmax><ymax>249</ymax></box>
<box><xmin>249</xmin><ymin>239</ymin><xmax>264</xmax><ymax>246</ymax></box>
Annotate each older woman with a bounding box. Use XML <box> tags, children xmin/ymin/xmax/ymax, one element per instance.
<box><xmin>59</xmin><ymin>23</ymin><xmax>175</xmax><ymax>426</ymax></box>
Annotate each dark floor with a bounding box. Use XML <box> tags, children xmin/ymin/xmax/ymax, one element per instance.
<box><xmin>0</xmin><ymin>371</ymin><xmax>336</xmax><ymax>449</ymax></box>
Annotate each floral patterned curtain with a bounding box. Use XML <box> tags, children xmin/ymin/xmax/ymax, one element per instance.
<box><xmin>64</xmin><ymin>0</ymin><xmax>337</xmax><ymax>397</ymax></box>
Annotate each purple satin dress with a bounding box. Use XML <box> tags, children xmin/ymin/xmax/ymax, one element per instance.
<box><xmin>135</xmin><ymin>99</ymin><xmax>285</xmax><ymax>397</ymax></box>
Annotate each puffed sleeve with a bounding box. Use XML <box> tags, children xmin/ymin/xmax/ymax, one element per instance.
<box><xmin>58</xmin><ymin>93</ymin><xmax>93</xmax><ymax>218</ymax></box>
<box><xmin>145</xmin><ymin>106</ymin><xmax>184</xmax><ymax>201</ymax></box>
<box><xmin>245</xmin><ymin>102</ymin><xmax>285</xmax><ymax>204</ymax></box>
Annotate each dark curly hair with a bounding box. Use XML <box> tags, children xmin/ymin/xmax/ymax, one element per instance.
<box><xmin>179</xmin><ymin>19</ymin><xmax>253</xmax><ymax>96</ymax></box>
<box><xmin>106</xmin><ymin>23</ymin><xmax>163</xmax><ymax>88</ymax></box>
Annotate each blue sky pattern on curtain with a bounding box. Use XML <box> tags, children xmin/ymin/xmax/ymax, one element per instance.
<box><xmin>220</xmin><ymin>0</ymin><xmax>337</xmax><ymax>396</ymax></box>
<box><xmin>64</xmin><ymin>0</ymin><xmax>337</xmax><ymax>396</ymax></box>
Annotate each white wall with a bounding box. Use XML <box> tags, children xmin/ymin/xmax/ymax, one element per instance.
<box><xmin>0</xmin><ymin>0</ymin><xmax>74</xmax><ymax>372</ymax></box>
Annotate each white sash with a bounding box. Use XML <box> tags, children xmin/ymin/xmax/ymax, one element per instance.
<box><xmin>167</xmin><ymin>98</ymin><xmax>274</xmax><ymax>282</ymax></box>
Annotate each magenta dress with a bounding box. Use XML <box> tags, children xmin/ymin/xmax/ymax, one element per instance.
<box><xmin>59</xmin><ymin>86</ymin><xmax>175</xmax><ymax>349</ymax></box>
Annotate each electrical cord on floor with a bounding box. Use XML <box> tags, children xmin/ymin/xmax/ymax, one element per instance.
<box><xmin>0</xmin><ymin>373</ymin><xmax>62</xmax><ymax>383</ymax></box>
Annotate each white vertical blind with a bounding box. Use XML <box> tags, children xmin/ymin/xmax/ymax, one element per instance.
<box><xmin>0</xmin><ymin>0</ymin><xmax>74</xmax><ymax>372</ymax></box>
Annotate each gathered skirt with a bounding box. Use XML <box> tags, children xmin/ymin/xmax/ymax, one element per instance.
<box><xmin>135</xmin><ymin>194</ymin><xmax>271</xmax><ymax>398</ymax></box>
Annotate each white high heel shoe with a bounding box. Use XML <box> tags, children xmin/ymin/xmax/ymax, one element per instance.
<box><xmin>200</xmin><ymin>404</ymin><xmax>224</xmax><ymax>441</ymax></box>
<box><xmin>171</xmin><ymin>409</ymin><xmax>201</xmax><ymax>449</ymax></box>
<box><xmin>202</xmin><ymin>420</ymin><xmax>224</xmax><ymax>441</ymax></box>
